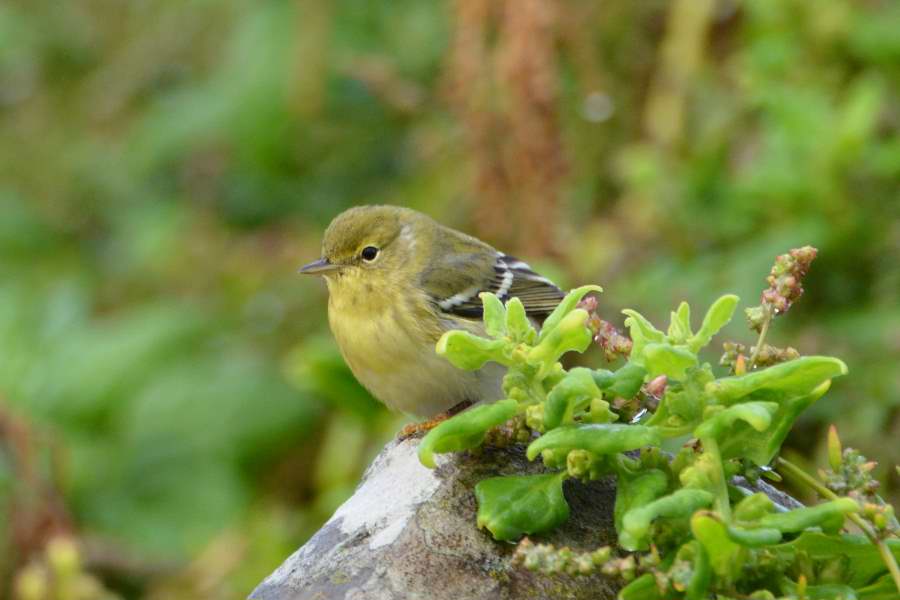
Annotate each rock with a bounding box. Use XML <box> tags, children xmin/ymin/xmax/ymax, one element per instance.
<box><xmin>249</xmin><ymin>438</ymin><xmax>800</xmax><ymax>600</ymax></box>
<box><xmin>249</xmin><ymin>437</ymin><xmax>622</xmax><ymax>600</ymax></box>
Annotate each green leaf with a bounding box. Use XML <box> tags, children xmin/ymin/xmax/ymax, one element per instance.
<box><xmin>682</xmin><ymin>540</ymin><xmax>712</xmax><ymax>600</ymax></box>
<box><xmin>614</xmin><ymin>468</ymin><xmax>668</xmax><ymax>535</ymax></box>
<box><xmin>590</xmin><ymin>368</ymin><xmax>615</xmax><ymax>388</ymax></box>
<box><xmin>691</xmin><ymin>512</ymin><xmax>746</xmax><ymax>583</ymax></box>
<box><xmin>593</xmin><ymin>362</ymin><xmax>647</xmax><ymax>399</ymax></box>
<box><xmin>620</xmin><ymin>488</ymin><xmax>714</xmax><ymax>550</ymax></box>
<box><xmin>857</xmin><ymin>573</ymin><xmax>900</xmax><ymax>600</ymax></box>
<box><xmin>687</xmin><ymin>295</ymin><xmax>739</xmax><ymax>352</ymax></box>
<box><xmin>502</xmin><ymin>369</ymin><xmax>536</xmax><ymax>404</ymax></box>
<box><xmin>756</xmin><ymin>498</ymin><xmax>859</xmax><ymax>534</ymax></box>
<box><xmin>436</xmin><ymin>329</ymin><xmax>510</xmax><ymax>370</ymax></box>
<box><xmin>772</xmin><ymin>533</ymin><xmax>900</xmax><ymax>589</ymax></box>
<box><xmin>705</xmin><ymin>356</ymin><xmax>848</xmax><ymax>404</ymax></box>
<box><xmin>642</xmin><ymin>343</ymin><xmax>698</xmax><ymax>380</ymax></box>
<box><xmin>475</xmin><ymin>472</ymin><xmax>569</xmax><ymax>541</ymax></box>
<box><xmin>678</xmin><ymin>451</ymin><xmax>721</xmax><ymax>493</ymax></box>
<box><xmin>703</xmin><ymin>357</ymin><xmax>848</xmax><ymax>465</ymax></box>
<box><xmin>479</xmin><ymin>292</ymin><xmax>507</xmax><ymax>338</ymax></box>
<box><xmin>645</xmin><ymin>365</ymin><xmax>713</xmax><ymax>433</ymax></box>
<box><xmin>544</xmin><ymin>367</ymin><xmax>603</xmax><ymax>429</ymax></box>
<box><xmin>733</xmin><ymin>492</ymin><xmax>776</xmax><ymax>522</ymax></box>
<box><xmin>667</xmin><ymin>301</ymin><xmax>692</xmax><ymax>344</ymax></box>
<box><xmin>417</xmin><ymin>399</ymin><xmax>517</xmax><ymax>468</ymax></box>
<box><xmin>585</xmin><ymin>397</ymin><xmax>618</xmax><ymax>424</ymax></box>
<box><xmin>622</xmin><ymin>309</ymin><xmax>666</xmax><ymax>363</ymax></box>
<box><xmin>526</xmin><ymin>424</ymin><xmax>661</xmax><ymax>462</ymax></box>
<box><xmin>527</xmin><ymin>309</ymin><xmax>592</xmax><ymax>368</ymax></box>
<box><xmin>725</xmin><ymin>526</ymin><xmax>782</xmax><ymax>546</ymax></box>
<box><xmin>539</xmin><ymin>284</ymin><xmax>603</xmax><ymax>341</ymax></box>
<box><xmin>717</xmin><ymin>383</ymin><xmax>832</xmax><ymax>465</ymax></box>
<box><xmin>693</xmin><ymin>402</ymin><xmax>778</xmax><ymax>442</ymax></box>
<box><xmin>618</xmin><ymin>573</ymin><xmax>662</xmax><ymax>600</ymax></box>
<box><xmin>505</xmin><ymin>297</ymin><xmax>536</xmax><ymax>343</ymax></box>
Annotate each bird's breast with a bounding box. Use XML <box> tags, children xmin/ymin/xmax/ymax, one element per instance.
<box><xmin>326</xmin><ymin>286</ymin><xmax>500</xmax><ymax>416</ymax></box>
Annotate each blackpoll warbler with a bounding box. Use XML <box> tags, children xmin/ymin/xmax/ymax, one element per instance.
<box><xmin>300</xmin><ymin>205</ymin><xmax>564</xmax><ymax>419</ymax></box>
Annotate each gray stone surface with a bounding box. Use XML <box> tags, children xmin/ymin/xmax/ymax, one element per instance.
<box><xmin>249</xmin><ymin>438</ymin><xmax>622</xmax><ymax>600</ymax></box>
<box><xmin>249</xmin><ymin>438</ymin><xmax>803</xmax><ymax>600</ymax></box>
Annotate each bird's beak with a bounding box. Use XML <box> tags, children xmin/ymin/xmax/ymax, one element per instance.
<box><xmin>298</xmin><ymin>258</ymin><xmax>340</xmax><ymax>275</ymax></box>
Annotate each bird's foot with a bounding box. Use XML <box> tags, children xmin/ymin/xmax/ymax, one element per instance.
<box><xmin>397</xmin><ymin>400</ymin><xmax>474</xmax><ymax>441</ymax></box>
<box><xmin>397</xmin><ymin>415</ymin><xmax>448</xmax><ymax>440</ymax></box>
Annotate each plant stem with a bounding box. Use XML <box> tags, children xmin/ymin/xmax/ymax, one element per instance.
<box><xmin>875</xmin><ymin>539</ymin><xmax>900</xmax><ymax>596</ymax></box>
<box><xmin>776</xmin><ymin>457</ymin><xmax>900</xmax><ymax>593</ymax></box>
<box><xmin>748</xmin><ymin>305</ymin><xmax>772</xmax><ymax>368</ymax></box>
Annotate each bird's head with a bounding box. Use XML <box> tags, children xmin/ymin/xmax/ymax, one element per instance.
<box><xmin>300</xmin><ymin>205</ymin><xmax>426</xmax><ymax>285</ymax></box>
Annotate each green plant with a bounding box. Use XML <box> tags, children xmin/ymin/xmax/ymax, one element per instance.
<box><xmin>418</xmin><ymin>249</ymin><xmax>900</xmax><ymax>599</ymax></box>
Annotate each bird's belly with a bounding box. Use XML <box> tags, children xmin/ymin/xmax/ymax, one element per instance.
<box><xmin>357</xmin><ymin>351</ymin><xmax>493</xmax><ymax>416</ymax></box>
<box><xmin>328</xmin><ymin>305</ymin><xmax>503</xmax><ymax>416</ymax></box>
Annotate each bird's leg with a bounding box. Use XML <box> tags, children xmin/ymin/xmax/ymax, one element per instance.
<box><xmin>398</xmin><ymin>400</ymin><xmax>474</xmax><ymax>440</ymax></box>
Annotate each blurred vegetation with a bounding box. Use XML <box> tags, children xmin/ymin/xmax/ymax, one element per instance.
<box><xmin>0</xmin><ymin>0</ymin><xmax>897</xmax><ymax>597</ymax></box>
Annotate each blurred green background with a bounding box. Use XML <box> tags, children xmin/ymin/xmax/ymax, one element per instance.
<box><xmin>0</xmin><ymin>0</ymin><xmax>897</xmax><ymax>597</ymax></box>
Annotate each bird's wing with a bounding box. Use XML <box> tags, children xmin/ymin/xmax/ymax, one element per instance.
<box><xmin>424</xmin><ymin>251</ymin><xmax>565</xmax><ymax>321</ymax></box>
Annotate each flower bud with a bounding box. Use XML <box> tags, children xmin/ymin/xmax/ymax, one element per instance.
<box><xmin>827</xmin><ymin>425</ymin><xmax>843</xmax><ymax>472</ymax></box>
<box><xmin>525</xmin><ymin>403</ymin><xmax>545</xmax><ymax>433</ymax></box>
<box><xmin>566</xmin><ymin>449</ymin><xmax>595</xmax><ymax>479</ymax></box>
<box><xmin>591</xmin><ymin>546</ymin><xmax>611</xmax><ymax>565</ymax></box>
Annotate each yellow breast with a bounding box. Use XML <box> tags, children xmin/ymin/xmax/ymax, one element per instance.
<box><xmin>325</xmin><ymin>275</ymin><xmax>502</xmax><ymax>416</ymax></box>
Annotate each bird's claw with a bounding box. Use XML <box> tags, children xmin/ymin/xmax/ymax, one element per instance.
<box><xmin>397</xmin><ymin>400</ymin><xmax>474</xmax><ymax>441</ymax></box>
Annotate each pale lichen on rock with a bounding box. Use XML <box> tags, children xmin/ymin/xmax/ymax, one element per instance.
<box><xmin>249</xmin><ymin>437</ymin><xmax>622</xmax><ymax>600</ymax></box>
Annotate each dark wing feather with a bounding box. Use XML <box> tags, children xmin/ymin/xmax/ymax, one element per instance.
<box><xmin>433</xmin><ymin>253</ymin><xmax>564</xmax><ymax>321</ymax></box>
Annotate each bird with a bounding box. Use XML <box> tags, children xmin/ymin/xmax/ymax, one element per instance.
<box><xmin>299</xmin><ymin>205</ymin><xmax>564</xmax><ymax>432</ymax></box>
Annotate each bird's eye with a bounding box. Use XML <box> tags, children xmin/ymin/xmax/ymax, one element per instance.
<box><xmin>361</xmin><ymin>246</ymin><xmax>379</xmax><ymax>261</ymax></box>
